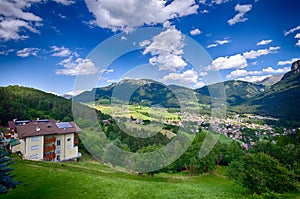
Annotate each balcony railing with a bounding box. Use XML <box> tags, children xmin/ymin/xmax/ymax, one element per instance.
<box><xmin>44</xmin><ymin>145</ymin><xmax>56</xmax><ymax>152</ymax></box>
<box><xmin>44</xmin><ymin>137</ymin><xmax>56</xmax><ymax>144</ymax></box>
<box><xmin>44</xmin><ymin>153</ymin><xmax>55</xmax><ymax>160</ymax></box>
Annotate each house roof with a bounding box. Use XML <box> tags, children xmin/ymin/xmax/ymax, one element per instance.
<box><xmin>11</xmin><ymin>120</ymin><xmax>81</xmax><ymax>139</ymax></box>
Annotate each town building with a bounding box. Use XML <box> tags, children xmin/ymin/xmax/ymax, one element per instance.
<box><xmin>8</xmin><ymin>119</ymin><xmax>81</xmax><ymax>162</ymax></box>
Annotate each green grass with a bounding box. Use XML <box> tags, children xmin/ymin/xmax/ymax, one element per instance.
<box><xmin>92</xmin><ymin>104</ymin><xmax>180</xmax><ymax>122</ymax></box>
<box><xmin>2</xmin><ymin>152</ymin><xmax>299</xmax><ymax>199</ymax></box>
<box><xmin>0</xmin><ymin>152</ymin><xmax>244</xmax><ymax>199</ymax></box>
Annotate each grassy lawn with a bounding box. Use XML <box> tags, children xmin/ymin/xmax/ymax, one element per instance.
<box><xmin>0</xmin><ymin>151</ymin><xmax>247</xmax><ymax>199</ymax></box>
<box><xmin>2</xmin><ymin>152</ymin><xmax>299</xmax><ymax>199</ymax></box>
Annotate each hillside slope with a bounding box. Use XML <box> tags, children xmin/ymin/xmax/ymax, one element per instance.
<box><xmin>0</xmin><ymin>85</ymin><xmax>73</xmax><ymax>125</ymax></box>
<box><xmin>235</xmin><ymin>60</ymin><xmax>300</xmax><ymax>125</ymax></box>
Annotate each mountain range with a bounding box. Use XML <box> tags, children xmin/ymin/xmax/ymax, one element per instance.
<box><xmin>73</xmin><ymin>60</ymin><xmax>300</xmax><ymax>126</ymax></box>
<box><xmin>1</xmin><ymin>60</ymin><xmax>299</xmax><ymax>127</ymax></box>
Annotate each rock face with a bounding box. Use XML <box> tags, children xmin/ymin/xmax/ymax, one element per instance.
<box><xmin>282</xmin><ymin>59</ymin><xmax>300</xmax><ymax>80</ymax></box>
<box><xmin>291</xmin><ymin>59</ymin><xmax>300</xmax><ymax>74</ymax></box>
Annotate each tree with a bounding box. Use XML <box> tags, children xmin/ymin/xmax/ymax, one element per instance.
<box><xmin>227</xmin><ymin>153</ymin><xmax>298</xmax><ymax>194</ymax></box>
<box><xmin>0</xmin><ymin>149</ymin><xmax>20</xmax><ymax>194</ymax></box>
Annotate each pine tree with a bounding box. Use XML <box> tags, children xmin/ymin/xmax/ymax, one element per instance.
<box><xmin>0</xmin><ymin>148</ymin><xmax>20</xmax><ymax>194</ymax></box>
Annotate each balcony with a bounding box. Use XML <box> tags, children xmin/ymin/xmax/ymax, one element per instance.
<box><xmin>44</xmin><ymin>137</ymin><xmax>56</xmax><ymax>144</ymax></box>
<box><xmin>44</xmin><ymin>145</ymin><xmax>56</xmax><ymax>152</ymax></box>
<box><xmin>44</xmin><ymin>153</ymin><xmax>55</xmax><ymax>160</ymax></box>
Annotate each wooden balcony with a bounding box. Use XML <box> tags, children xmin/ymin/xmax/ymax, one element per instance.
<box><xmin>44</xmin><ymin>137</ymin><xmax>56</xmax><ymax>144</ymax></box>
<box><xmin>44</xmin><ymin>145</ymin><xmax>56</xmax><ymax>152</ymax></box>
<box><xmin>44</xmin><ymin>153</ymin><xmax>55</xmax><ymax>160</ymax></box>
<box><xmin>74</xmin><ymin>139</ymin><xmax>78</xmax><ymax>145</ymax></box>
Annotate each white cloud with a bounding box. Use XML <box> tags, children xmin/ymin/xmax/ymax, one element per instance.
<box><xmin>84</xmin><ymin>0</ymin><xmax>199</xmax><ymax>32</ymax></box>
<box><xmin>161</xmin><ymin>69</ymin><xmax>204</xmax><ymax>88</ymax></box>
<box><xmin>238</xmin><ymin>75</ymin><xmax>270</xmax><ymax>83</ymax></box>
<box><xmin>16</xmin><ymin>47</ymin><xmax>40</xmax><ymax>57</ymax></box>
<box><xmin>207</xmin><ymin>39</ymin><xmax>230</xmax><ymax>48</ymax></box>
<box><xmin>50</xmin><ymin>46</ymin><xmax>73</xmax><ymax>57</ymax></box>
<box><xmin>199</xmin><ymin>0</ymin><xmax>228</xmax><ymax>5</ymax></box>
<box><xmin>284</xmin><ymin>25</ymin><xmax>300</xmax><ymax>36</ymax></box>
<box><xmin>212</xmin><ymin>0</ymin><xmax>229</xmax><ymax>4</ymax></box>
<box><xmin>295</xmin><ymin>34</ymin><xmax>300</xmax><ymax>47</ymax></box>
<box><xmin>226</xmin><ymin>67</ymin><xmax>290</xmax><ymax>79</ymax></box>
<box><xmin>207</xmin><ymin>46</ymin><xmax>280</xmax><ymax>71</ymax></box>
<box><xmin>142</xmin><ymin>27</ymin><xmax>187</xmax><ymax>71</ymax></box>
<box><xmin>228</xmin><ymin>4</ymin><xmax>252</xmax><ymax>26</ymax></box>
<box><xmin>190</xmin><ymin>28</ymin><xmax>201</xmax><ymax>35</ymax></box>
<box><xmin>262</xmin><ymin>66</ymin><xmax>290</xmax><ymax>74</ymax></box>
<box><xmin>200</xmin><ymin>9</ymin><xmax>209</xmax><ymax>14</ymax></box>
<box><xmin>139</xmin><ymin>40</ymin><xmax>151</xmax><ymax>47</ymax></box>
<box><xmin>0</xmin><ymin>0</ymin><xmax>42</xmax><ymax>41</ymax></box>
<box><xmin>243</xmin><ymin>46</ymin><xmax>280</xmax><ymax>59</ymax></box>
<box><xmin>277</xmin><ymin>58</ymin><xmax>300</xmax><ymax>66</ymax></box>
<box><xmin>53</xmin><ymin>0</ymin><xmax>75</xmax><ymax>5</ymax></box>
<box><xmin>121</xmin><ymin>36</ymin><xmax>127</xmax><ymax>40</ymax></box>
<box><xmin>256</xmin><ymin>39</ymin><xmax>272</xmax><ymax>46</ymax></box>
<box><xmin>56</xmin><ymin>57</ymin><xmax>98</xmax><ymax>76</ymax></box>
<box><xmin>207</xmin><ymin>43</ymin><xmax>218</xmax><ymax>48</ymax></box>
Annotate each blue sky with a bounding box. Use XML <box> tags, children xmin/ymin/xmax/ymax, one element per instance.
<box><xmin>0</xmin><ymin>0</ymin><xmax>299</xmax><ymax>95</ymax></box>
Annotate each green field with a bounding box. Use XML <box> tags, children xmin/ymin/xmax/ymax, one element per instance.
<box><xmin>0</xmin><ymin>152</ymin><xmax>246</xmax><ymax>199</ymax></box>
<box><xmin>2</xmin><ymin>151</ymin><xmax>300</xmax><ymax>199</ymax></box>
<box><xmin>92</xmin><ymin>104</ymin><xmax>180</xmax><ymax>122</ymax></box>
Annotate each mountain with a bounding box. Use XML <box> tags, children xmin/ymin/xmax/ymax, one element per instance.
<box><xmin>195</xmin><ymin>80</ymin><xmax>265</xmax><ymax>106</ymax></box>
<box><xmin>236</xmin><ymin>60</ymin><xmax>300</xmax><ymax>126</ymax></box>
<box><xmin>256</xmin><ymin>74</ymin><xmax>284</xmax><ymax>86</ymax></box>
<box><xmin>74</xmin><ymin>79</ymin><xmax>183</xmax><ymax>108</ymax></box>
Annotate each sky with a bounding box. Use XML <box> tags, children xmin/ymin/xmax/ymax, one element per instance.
<box><xmin>0</xmin><ymin>0</ymin><xmax>299</xmax><ymax>95</ymax></box>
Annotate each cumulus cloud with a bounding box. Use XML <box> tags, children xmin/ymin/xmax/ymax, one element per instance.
<box><xmin>284</xmin><ymin>25</ymin><xmax>300</xmax><ymax>36</ymax></box>
<box><xmin>207</xmin><ymin>54</ymin><xmax>247</xmax><ymax>71</ymax></box>
<box><xmin>16</xmin><ymin>47</ymin><xmax>40</xmax><ymax>57</ymax></box>
<box><xmin>161</xmin><ymin>69</ymin><xmax>204</xmax><ymax>88</ymax></box>
<box><xmin>0</xmin><ymin>0</ymin><xmax>75</xmax><ymax>41</ymax></box>
<box><xmin>243</xmin><ymin>46</ymin><xmax>280</xmax><ymax>59</ymax></box>
<box><xmin>53</xmin><ymin>0</ymin><xmax>75</xmax><ymax>5</ymax></box>
<box><xmin>237</xmin><ymin>75</ymin><xmax>270</xmax><ymax>83</ymax></box>
<box><xmin>199</xmin><ymin>0</ymin><xmax>229</xmax><ymax>5</ymax></box>
<box><xmin>228</xmin><ymin>4</ymin><xmax>252</xmax><ymax>26</ymax></box>
<box><xmin>256</xmin><ymin>39</ymin><xmax>272</xmax><ymax>46</ymax></box>
<box><xmin>207</xmin><ymin>46</ymin><xmax>280</xmax><ymax>71</ymax></box>
<box><xmin>295</xmin><ymin>33</ymin><xmax>300</xmax><ymax>47</ymax></box>
<box><xmin>84</xmin><ymin>0</ymin><xmax>199</xmax><ymax>32</ymax></box>
<box><xmin>277</xmin><ymin>58</ymin><xmax>300</xmax><ymax>66</ymax></box>
<box><xmin>55</xmin><ymin>57</ymin><xmax>98</xmax><ymax>76</ymax></box>
<box><xmin>226</xmin><ymin>67</ymin><xmax>290</xmax><ymax>79</ymax></box>
<box><xmin>141</xmin><ymin>27</ymin><xmax>187</xmax><ymax>71</ymax></box>
<box><xmin>190</xmin><ymin>28</ymin><xmax>201</xmax><ymax>35</ymax></box>
<box><xmin>207</xmin><ymin>39</ymin><xmax>230</xmax><ymax>48</ymax></box>
<box><xmin>50</xmin><ymin>46</ymin><xmax>73</xmax><ymax>57</ymax></box>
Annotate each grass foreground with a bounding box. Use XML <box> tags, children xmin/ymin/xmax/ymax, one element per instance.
<box><xmin>1</xmin><ymin>151</ymin><xmax>299</xmax><ymax>199</ymax></box>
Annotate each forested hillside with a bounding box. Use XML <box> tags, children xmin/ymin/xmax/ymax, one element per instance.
<box><xmin>0</xmin><ymin>85</ymin><xmax>73</xmax><ymax>125</ymax></box>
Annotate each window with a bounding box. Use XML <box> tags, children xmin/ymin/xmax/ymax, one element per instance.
<box><xmin>31</xmin><ymin>145</ymin><xmax>39</xmax><ymax>150</ymax></box>
<box><xmin>66</xmin><ymin>145</ymin><xmax>71</xmax><ymax>149</ymax></box>
<box><xmin>30</xmin><ymin>154</ymin><xmax>39</xmax><ymax>159</ymax></box>
<box><xmin>56</xmin><ymin>148</ymin><xmax>61</xmax><ymax>154</ymax></box>
<box><xmin>31</xmin><ymin>137</ymin><xmax>39</xmax><ymax>141</ymax></box>
<box><xmin>67</xmin><ymin>138</ymin><xmax>71</xmax><ymax>142</ymax></box>
<box><xmin>57</xmin><ymin>155</ymin><xmax>60</xmax><ymax>161</ymax></box>
<box><xmin>57</xmin><ymin>140</ymin><xmax>61</xmax><ymax>146</ymax></box>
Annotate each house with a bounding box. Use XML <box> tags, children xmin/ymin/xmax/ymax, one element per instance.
<box><xmin>8</xmin><ymin>119</ymin><xmax>81</xmax><ymax>162</ymax></box>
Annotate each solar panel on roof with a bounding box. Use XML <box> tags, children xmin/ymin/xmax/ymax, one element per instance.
<box><xmin>55</xmin><ymin>122</ymin><xmax>72</xmax><ymax>129</ymax></box>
